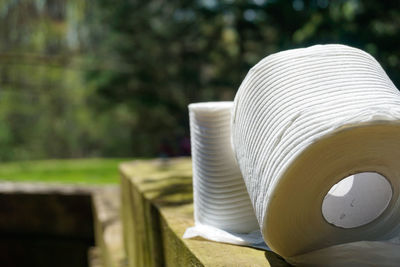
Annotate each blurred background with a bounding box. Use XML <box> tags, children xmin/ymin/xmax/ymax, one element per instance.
<box><xmin>0</xmin><ymin>0</ymin><xmax>399</xmax><ymax>163</ymax></box>
<box><xmin>3</xmin><ymin>2</ymin><xmax>399</xmax><ymax>266</ymax></box>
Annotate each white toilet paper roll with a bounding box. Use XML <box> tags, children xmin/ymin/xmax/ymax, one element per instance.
<box><xmin>188</xmin><ymin>102</ymin><xmax>259</xmax><ymax>234</ymax></box>
<box><xmin>231</xmin><ymin>44</ymin><xmax>400</xmax><ymax>263</ymax></box>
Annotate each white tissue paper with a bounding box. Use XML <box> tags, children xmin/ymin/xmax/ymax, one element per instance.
<box><xmin>231</xmin><ymin>44</ymin><xmax>400</xmax><ymax>266</ymax></box>
<box><xmin>183</xmin><ymin>102</ymin><xmax>266</xmax><ymax>248</ymax></box>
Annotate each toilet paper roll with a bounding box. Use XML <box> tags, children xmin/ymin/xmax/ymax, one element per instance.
<box><xmin>189</xmin><ymin>102</ymin><xmax>258</xmax><ymax>232</ymax></box>
<box><xmin>183</xmin><ymin>102</ymin><xmax>262</xmax><ymax>245</ymax></box>
<box><xmin>231</xmin><ymin>44</ymin><xmax>400</xmax><ymax>263</ymax></box>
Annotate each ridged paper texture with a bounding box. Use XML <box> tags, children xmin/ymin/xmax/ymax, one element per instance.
<box><xmin>189</xmin><ymin>102</ymin><xmax>258</xmax><ymax>233</ymax></box>
<box><xmin>232</xmin><ymin>44</ymin><xmax>400</xmax><ymax>264</ymax></box>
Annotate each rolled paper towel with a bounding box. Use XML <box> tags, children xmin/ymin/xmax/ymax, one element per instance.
<box><xmin>184</xmin><ymin>102</ymin><xmax>261</xmax><ymax>245</ymax></box>
<box><xmin>231</xmin><ymin>44</ymin><xmax>400</xmax><ymax>264</ymax></box>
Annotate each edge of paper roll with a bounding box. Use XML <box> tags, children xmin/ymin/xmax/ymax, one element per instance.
<box><xmin>183</xmin><ymin>223</ymin><xmax>268</xmax><ymax>250</ymax></box>
<box><xmin>286</xmin><ymin>238</ymin><xmax>400</xmax><ymax>267</ymax></box>
<box><xmin>188</xmin><ymin>102</ymin><xmax>234</xmax><ymax>113</ymax></box>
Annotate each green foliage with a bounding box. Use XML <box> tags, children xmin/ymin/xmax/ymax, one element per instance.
<box><xmin>0</xmin><ymin>0</ymin><xmax>400</xmax><ymax>160</ymax></box>
<box><xmin>0</xmin><ymin>0</ymin><xmax>134</xmax><ymax>160</ymax></box>
<box><xmin>88</xmin><ymin>0</ymin><xmax>400</xmax><ymax>157</ymax></box>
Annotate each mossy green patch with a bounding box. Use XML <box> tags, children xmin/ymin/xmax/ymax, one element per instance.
<box><xmin>0</xmin><ymin>158</ymin><xmax>132</xmax><ymax>184</ymax></box>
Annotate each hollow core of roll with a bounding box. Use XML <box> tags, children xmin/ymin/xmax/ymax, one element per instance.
<box><xmin>321</xmin><ymin>172</ymin><xmax>393</xmax><ymax>229</ymax></box>
<box><xmin>264</xmin><ymin>123</ymin><xmax>400</xmax><ymax>257</ymax></box>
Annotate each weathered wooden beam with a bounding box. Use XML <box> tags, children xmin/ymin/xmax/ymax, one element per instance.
<box><xmin>120</xmin><ymin>158</ymin><xmax>289</xmax><ymax>267</ymax></box>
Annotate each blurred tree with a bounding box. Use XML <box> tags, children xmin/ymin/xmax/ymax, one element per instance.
<box><xmin>87</xmin><ymin>0</ymin><xmax>400</xmax><ymax>157</ymax></box>
<box><xmin>0</xmin><ymin>0</ymin><xmax>134</xmax><ymax>160</ymax></box>
<box><xmin>0</xmin><ymin>0</ymin><xmax>399</xmax><ymax>160</ymax></box>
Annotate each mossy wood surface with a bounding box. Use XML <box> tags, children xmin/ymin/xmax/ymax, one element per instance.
<box><xmin>120</xmin><ymin>158</ymin><xmax>290</xmax><ymax>267</ymax></box>
<box><xmin>92</xmin><ymin>186</ymin><xmax>125</xmax><ymax>267</ymax></box>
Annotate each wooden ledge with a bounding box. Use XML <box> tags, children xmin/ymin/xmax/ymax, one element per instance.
<box><xmin>92</xmin><ymin>186</ymin><xmax>125</xmax><ymax>267</ymax></box>
<box><xmin>119</xmin><ymin>158</ymin><xmax>289</xmax><ymax>267</ymax></box>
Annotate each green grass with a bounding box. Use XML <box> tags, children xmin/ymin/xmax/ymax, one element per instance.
<box><xmin>0</xmin><ymin>158</ymin><xmax>132</xmax><ymax>184</ymax></box>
